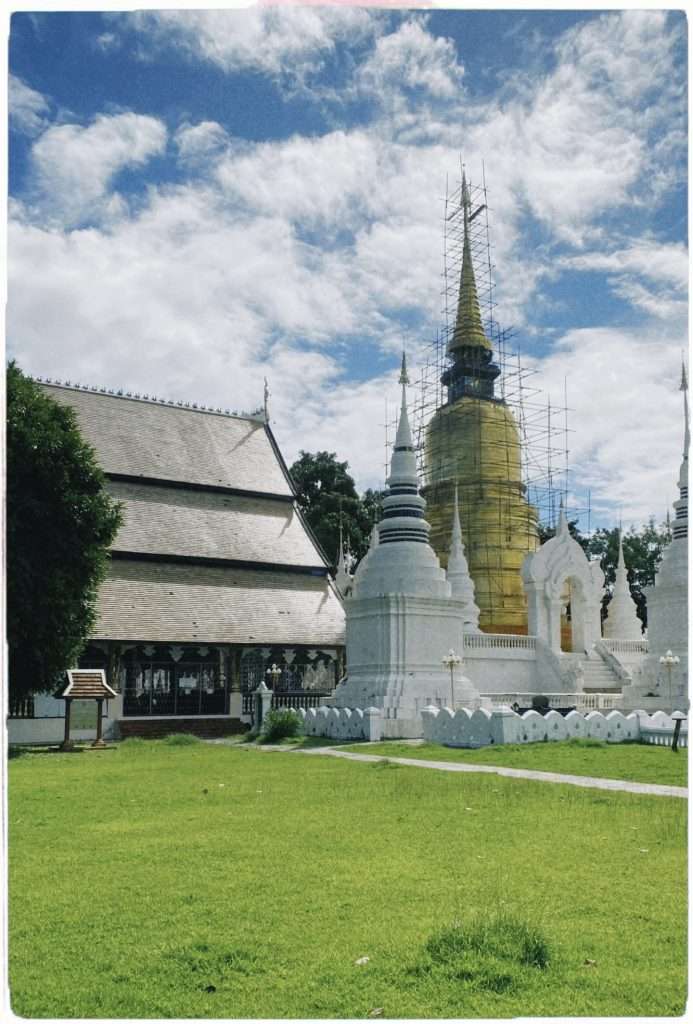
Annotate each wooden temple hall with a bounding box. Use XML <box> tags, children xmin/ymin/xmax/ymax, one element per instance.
<box><xmin>34</xmin><ymin>383</ymin><xmax>346</xmax><ymax>738</ymax></box>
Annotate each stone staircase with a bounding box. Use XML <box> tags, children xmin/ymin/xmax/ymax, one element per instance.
<box><xmin>579</xmin><ymin>653</ymin><xmax>623</xmax><ymax>693</ymax></box>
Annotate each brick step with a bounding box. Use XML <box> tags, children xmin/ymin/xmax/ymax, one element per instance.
<box><xmin>119</xmin><ymin>718</ymin><xmax>247</xmax><ymax>739</ymax></box>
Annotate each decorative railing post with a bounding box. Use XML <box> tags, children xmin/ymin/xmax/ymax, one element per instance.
<box><xmin>253</xmin><ymin>681</ymin><xmax>273</xmax><ymax>733</ymax></box>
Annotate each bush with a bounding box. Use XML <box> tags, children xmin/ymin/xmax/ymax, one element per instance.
<box><xmin>531</xmin><ymin>694</ymin><xmax>550</xmax><ymax>712</ymax></box>
<box><xmin>260</xmin><ymin>709</ymin><xmax>302</xmax><ymax>743</ymax></box>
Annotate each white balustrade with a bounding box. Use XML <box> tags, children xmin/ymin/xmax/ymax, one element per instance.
<box><xmin>601</xmin><ymin>638</ymin><xmax>649</xmax><ymax>655</ymax></box>
<box><xmin>463</xmin><ymin>633</ymin><xmax>537</xmax><ymax>651</ymax></box>
<box><xmin>486</xmin><ymin>692</ymin><xmax>623</xmax><ymax>712</ymax></box>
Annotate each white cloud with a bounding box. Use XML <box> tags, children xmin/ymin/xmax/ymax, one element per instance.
<box><xmin>9</xmin><ymin>74</ymin><xmax>50</xmax><ymax>136</ymax></box>
<box><xmin>530</xmin><ymin>327</ymin><xmax>687</xmax><ymax>525</ymax></box>
<box><xmin>122</xmin><ymin>8</ymin><xmax>379</xmax><ymax>82</ymax></box>
<box><xmin>174</xmin><ymin>121</ymin><xmax>230</xmax><ymax>166</ymax></box>
<box><xmin>558</xmin><ymin>241</ymin><xmax>688</xmax><ymax>321</ymax></box>
<box><xmin>8</xmin><ymin>11</ymin><xmax>687</xmax><ymax>525</ymax></box>
<box><xmin>357</xmin><ymin>19</ymin><xmax>464</xmax><ymax>100</ymax></box>
<box><xmin>29</xmin><ymin>112</ymin><xmax>167</xmax><ymax>226</ymax></box>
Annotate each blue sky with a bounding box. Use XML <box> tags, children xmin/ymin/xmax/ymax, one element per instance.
<box><xmin>7</xmin><ymin>7</ymin><xmax>688</xmax><ymax>528</ymax></box>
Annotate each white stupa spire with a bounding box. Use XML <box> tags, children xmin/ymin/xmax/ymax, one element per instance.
<box><xmin>603</xmin><ymin>529</ymin><xmax>642</xmax><ymax>640</ymax></box>
<box><xmin>673</xmin><ymin>359</ymin><xmax>689</xmax><ymax>540</ymax></box>
<box><xmin>378</xmin><ymin>351</ymin><xmax>430</xmax><ymax>547</ymax></box>
<box><xmin>334</xmin><ymin>521</ymin><xmax>353</xmax><ymax>599</ymax></box>
<box><xmin>446</xmin><ymin>486</ymin><xmax>481</xmax><ymax>632</ymax></box>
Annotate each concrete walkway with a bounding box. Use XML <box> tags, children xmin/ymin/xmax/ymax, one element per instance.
<box><xmin>295</xmin><ymin>746</ymin><xmax>688</xmax><ymax>799</ymax></box>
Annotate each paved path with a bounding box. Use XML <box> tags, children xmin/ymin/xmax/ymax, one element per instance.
<box><xmin>295</xmin><ymin>746</ymin><xmax>688</xmax><ymax>799</ymax></box>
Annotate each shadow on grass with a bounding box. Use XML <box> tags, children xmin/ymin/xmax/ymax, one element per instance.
<box><xmin>9</xmin><ymin>745</ymin><xmax>85</xmax><ymax>758</ymax></box>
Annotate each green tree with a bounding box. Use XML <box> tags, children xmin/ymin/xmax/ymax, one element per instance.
<box><xmin>289</xmin><ymin>451</ymin><xmax>383</xmax><ymax>566</ymax></box>
<box><xmin>7</xmin><ymin>364</ymin><xmax>122</xmax><ymax>699</ymax></box>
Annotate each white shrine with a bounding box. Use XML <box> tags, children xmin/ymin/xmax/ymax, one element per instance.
<box><xmin>332</xmin><ymin>355</ymin><xmax>482</xmax><ymax>734</ymax></box>
<box><xmin>602</xmin><ymin>531</ymin><xmax>643</xmax><ymax>641</ymax></box>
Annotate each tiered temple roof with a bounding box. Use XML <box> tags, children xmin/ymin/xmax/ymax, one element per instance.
<box><xmin>40</xmin><ymin>384</ymin><xmax>345</xmax><ymax>648</ymax></box>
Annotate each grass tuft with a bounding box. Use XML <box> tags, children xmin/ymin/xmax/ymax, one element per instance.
<box><xmin>162</xmin><ymin>732</ymin><xmax>202</xmax><ymax>746</ymax></box>
<box><xmin>417</xmin><ymin>913</ymin><xmax>551</xmax><ymax>993</ymax></box>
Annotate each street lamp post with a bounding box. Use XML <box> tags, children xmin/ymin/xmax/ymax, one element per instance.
<box><xmin>442</xmin><ymin>649</ymin><xmax>461</xmax><ymax>708</ymax></box>
<box><xmin>659</xmin><ymin>650</ymin><xmax>680</xmax><ymax>708</ymax></box>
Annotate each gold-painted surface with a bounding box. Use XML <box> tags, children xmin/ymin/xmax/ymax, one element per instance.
<box><xmin>422</xmin><ymin>398</ymin><xmax>539</xmax><ymax>633</ymax></box>
<box><xmin>448</xmin><ymin>179</ymin><xmax>492</xmax><ymax>354</ymax></box>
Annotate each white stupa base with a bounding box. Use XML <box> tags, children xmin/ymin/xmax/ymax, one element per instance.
<box><xmin>334</xmin><ymin>593</ymin><xmax>475</xmax><ymax>728</ymax></box>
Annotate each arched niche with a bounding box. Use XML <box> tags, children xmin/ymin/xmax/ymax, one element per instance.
<box><xmin>521</xmin><ymin>512</ymin><xmax>604</xmax><ymax>655</ymax></box>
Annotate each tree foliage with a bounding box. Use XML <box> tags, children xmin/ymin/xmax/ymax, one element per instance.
<box><xmin>7</xmin><ymin>364</ymin><xmax>123</xmax><ymax>698</ymax></box>
<box><xmin>289</xmin><ymin>451</ymin><xmax>383</xmax><ymax>565</ymax></box>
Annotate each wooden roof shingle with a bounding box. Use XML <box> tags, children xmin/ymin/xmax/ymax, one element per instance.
<box><xmin>95</xmin><ymin>560</ymin><xmax>345</xmax><ymax>646</ymax></box>
<box><xmin>41</xmin><ymin>385</ymin><xmax>293</xmax><ymax>496</ymax></box>
<box><xmin>107</xmin><ymin>481</ymin><xmax>324</xmax><ymax>567</ymax></box>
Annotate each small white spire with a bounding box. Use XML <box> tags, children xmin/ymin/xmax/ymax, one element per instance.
<box><xmin>334</xmin><ymin>535</ymin><xmax>353</xmax><ymax>600</ymax></box>
<box><xmin>557</xmin><ymin>499</ymin><xmax>569</xmax><ymax>537</ymax></box>
<box><xmin>447</xmin><ymin>485</ymin><xmax>481</xmax><ymax>632</ymax></box>
<box><xmin>263</xmin><ymin>377</ymin><xmax>270</xmax><ymax>422</ymax></box>
<box><xmin>603</xmin><ymin>528</ymin><xmax>642</xmax><ymax>640</ymax></box>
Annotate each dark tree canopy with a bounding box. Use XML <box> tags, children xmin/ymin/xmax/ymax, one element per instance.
<box><xmin>7</xmin><ymin>364</ymin><xmax>122</xmax><ymax>698</ymax></box>
<box><xmin>289</xmin><ymin>451</ymin><xmax>383</xmax><ymax>566</ymax></box>
<box><xmin>538</xmin><ymin>514</ymin><xmax>671</xmax><ymax>628</ymax></box>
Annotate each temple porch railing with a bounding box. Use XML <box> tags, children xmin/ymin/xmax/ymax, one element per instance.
<box><xmin>241</xmin><ymin>690</ymin><xmax>333</xmax><ymax>716</ymax></box>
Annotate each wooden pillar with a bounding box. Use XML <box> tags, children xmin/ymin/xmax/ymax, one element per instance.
<box><xmin>60</xmin><ymin>698</ymin><xmax>74</xmax><ymax>751</ymax></box>
<box><xmin>92</xmin><ymin>698</ymin><xmax>106</xmax><ymax>748</ymax></box>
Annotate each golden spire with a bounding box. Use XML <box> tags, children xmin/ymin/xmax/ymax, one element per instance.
<box><xmin>448</xmin><ymin>170</ymin><xmax>492</xmax><ymax>355</ymax></box>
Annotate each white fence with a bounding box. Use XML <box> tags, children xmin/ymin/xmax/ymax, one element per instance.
<box><xmin>297</xmin><ymin>705</ymin><xmax>382</xmax><ymax>742</ymax></box>
<box><xmin>293</xmin><ymin>703</ymin><xmax>687</xmax><ymax>750</ymax></box>
<box><xmin>421</xmin><ymin>705</ymin><xmax>687</xmax><ymax>749</ymax></box>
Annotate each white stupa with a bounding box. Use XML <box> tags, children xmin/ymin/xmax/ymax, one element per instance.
<box><xmin>602</xmin><ymin>531</ymin><xmax>642</xmax><ymax>640</ymax></box>
<box><xmin>334</xmin><ymin>354</ymin><xmax>480</xmax><ymax>732</ymax></box>
<box><xmin>628</xmin><ymin>363</ymin><xmax>689</xmax><ymax>709</ymax></box>
<box><xmin>447</xmin><ymin>486</ymin><xmax>481</xmax><ymax>633</ymax></box>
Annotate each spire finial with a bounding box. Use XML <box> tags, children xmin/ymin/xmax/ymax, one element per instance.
<box><xmin>263</xmin><ymin>377</ymin><xmax>270</xmax><ymax>422</ymax></box>
<box><xmin>399</xmin><ymin>350</ymin><xmax>410</xmax><ymax>386</ymax></box>
<box><xmin>449</xmin><ymin>166</ymin><xmax>492</xmax><ymax>355</ymax></box>
<box><xmin>557</xmin><ymin>499</ymin><xmax>569</xmax><ymax>536</ymax></box>
<box><xmin>680</xmin><ymin>358</ymin><xmax>689</xmax><ymax>458</ymax></box>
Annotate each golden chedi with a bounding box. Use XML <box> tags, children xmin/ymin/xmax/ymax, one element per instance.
<box><xmin>422</xmin><ymin>174</ymin><xmax>539</xmax><ymax>634</ymax></box>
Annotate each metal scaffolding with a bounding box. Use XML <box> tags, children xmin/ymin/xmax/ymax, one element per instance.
<box><xmin>404</xmin><ymin>169</ymin><xmax>591</xmax><ymax>535</ymax></box>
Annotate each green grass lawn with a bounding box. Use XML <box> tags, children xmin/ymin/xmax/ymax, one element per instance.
<box><xmin>9</xmin><ymin>739</ymin><xmax>687</xmax><ymax>1018</ymax></box>
<box><xmin>338</xmin><ymin>739</ymin><xmax>689</xmax><ymax>787</ymax></box>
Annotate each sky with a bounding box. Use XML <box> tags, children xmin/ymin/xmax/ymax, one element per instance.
<box><xmin>7</xmin><ymin>6</ymin><xmax>689</xmax><ymax>530</ymax></box>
